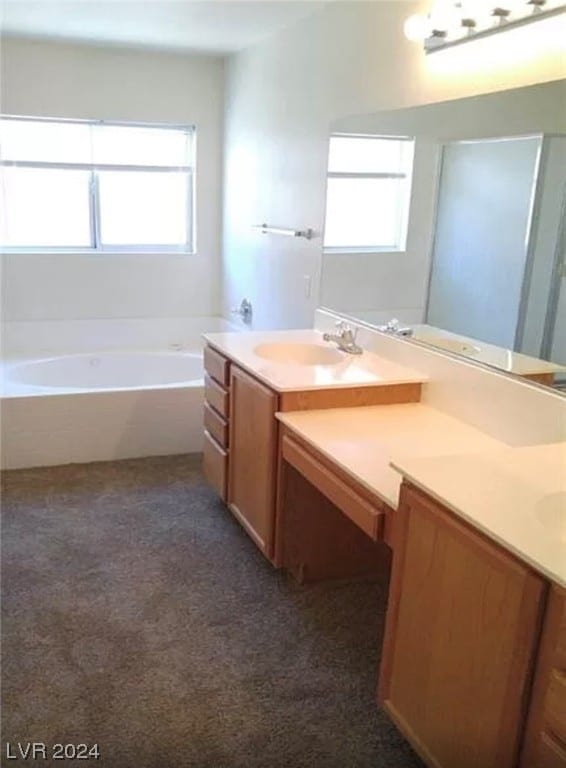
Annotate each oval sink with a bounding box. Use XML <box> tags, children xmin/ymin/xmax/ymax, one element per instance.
<box><xmin>253</xmin><ymin>342</ymin><xmax>344</xmax><ymax>366</ymax></box>
<box><xmin>535</xmin><ymin>492</ymin><xmax>566</xmax><ymax>542</ymax></box>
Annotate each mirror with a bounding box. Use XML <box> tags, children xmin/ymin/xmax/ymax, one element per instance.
<box><xmin>319</xmin><ymin>80</ymin><xmax>566</xmax><ymax>390</ymax></box>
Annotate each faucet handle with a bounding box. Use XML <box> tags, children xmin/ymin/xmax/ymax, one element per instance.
<box><xmin>335</xmin><ymin>320</ymin><xmax>358</xmax><ymax>342</ymax></box>
<box><xmin>335</xmin><ymin>319</ymin><xmax>354</xmax><ymax>334</ymax></box>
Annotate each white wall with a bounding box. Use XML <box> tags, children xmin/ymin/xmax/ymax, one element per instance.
<box><xmin>222</xmin><ymin>0</ymin><xmax>566</xmax><ymax>330</ymax></box>
<box><xmin>0</xmin><ymin>37</ymin><xmax>225</xmax><ymax>320</ymax></box>
<box><xmin>320</xmin><ymin>136</ymin><xmax>440</xmax><ymax>324</ymax></box>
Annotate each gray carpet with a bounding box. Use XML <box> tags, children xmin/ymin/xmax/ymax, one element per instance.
<box><xmin>2</xmin><ymin>455</ymin><xmax>423</xmax><ymax>768</ymax></box>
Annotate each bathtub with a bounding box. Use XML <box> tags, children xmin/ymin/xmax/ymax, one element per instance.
<box><xmin>5</xmin><ymin>351</ymin><xmax>203</xmax><ymax>392</ymax></box>
<box><xmin>0</xmin><ymin>316</ymin><xmax>241</xmax><ymax>469</ymax></box>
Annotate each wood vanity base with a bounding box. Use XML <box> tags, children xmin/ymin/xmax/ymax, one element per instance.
<box><xmin>203</xmin><ymin>342</ymin><xmax>421</xmax><ymax>563</ymax></box>
<box><xmin>379</xmin><ymin>482</ymin><xmax>547</xmax><ymax>768</ymax></box>
<box><xmin>279</xmin><ymin>382</ymin><xmax>421</xmax><ymax>411</ymax></box>
<box><xmin>276</xmin><ymin>462</ymin><xmax>391</xmax><ymax>584</ymax></box>
<box><xmin>523</xmin><ymin>372</ymin><xmax>556</xmax><ymax>387</ymax></box>
<box><xmin>275</xmin><ymin>426</ymin><xmax>393</xmax><ymax>583</ymax></box>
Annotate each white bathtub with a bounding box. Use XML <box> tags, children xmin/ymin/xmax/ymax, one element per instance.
<box><xmin>0</xmin><ymin>316</ymin><xmax>241</xmax><ymax>469</ymax></box>
<box><xmin>4</xmin><ymin>351</ymin><xmax>203</xmax><ymax>392</ymax></box>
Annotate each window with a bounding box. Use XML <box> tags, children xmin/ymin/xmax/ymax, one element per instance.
<box><xmin>323</xmin><ymin>134</ymin><xmax>415</xmax><ymax>252</ymax></box>
<box><xmin>0</xmin><ymin>117</ymin><xmax>195</xmax><ymax>252</ymax></box>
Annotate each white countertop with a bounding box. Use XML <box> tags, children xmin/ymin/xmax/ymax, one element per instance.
<box><xmin>392</xmin><ymin>444</ymin><xmax>566</xmax><ymax>588</ymax></box>
<box><xmin>204</xmin><ymin>329</ymin><xmax>427</xmax><ymax>392</ymax></box>
<box><xmin>277</xmin><ymin>404</ymin><xmax>566</xmax><ymax>587</ymax></box>
<box><xmin>412</xmin><ymin>324</ymin><xmax>566</xmax><ymax>377</ymax></box>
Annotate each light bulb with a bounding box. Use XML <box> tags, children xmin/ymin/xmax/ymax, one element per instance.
<box><xmin>404</xmin><ymin>13</ymin><xmax>432</xmax><ymax>42</ymax></box>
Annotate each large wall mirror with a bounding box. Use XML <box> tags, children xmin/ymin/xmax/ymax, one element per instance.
<box><xmin>319</xmin><ymin>80</ymin><xmax>566</xmax><ymax>391</ymax></box>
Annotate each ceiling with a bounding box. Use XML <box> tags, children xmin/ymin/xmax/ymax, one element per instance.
<box><xmin>0</xmin><ymin>1</ymin><xmax>329</xmax><ymax>55</ymax></box>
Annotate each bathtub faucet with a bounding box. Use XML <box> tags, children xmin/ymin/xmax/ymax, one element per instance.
<box><xmin>231</xmin><ymin>298</ymin><xmax>253</xmax><ymax>325</ymax></box>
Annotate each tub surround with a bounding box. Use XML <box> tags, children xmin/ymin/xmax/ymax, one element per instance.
<box><xmin>0</xmin><ymin>315</ymin><xmax>234</xmax><ymax>469</ymax></box>
<box><xmin>1</xmin><ymin>316</ymin><xmax>233</xmax><ymax>360</ymax></box>
<box><xmin>1</xmin><ymin>351</ymin><xmax>203</xmax><ymax>397</ymax></box>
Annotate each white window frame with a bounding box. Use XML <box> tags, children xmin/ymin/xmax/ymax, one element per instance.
<box><xmin>323</xmin><ymin>133</ymin><xmax>415</xmax><ymax>255</ymax></box>
<box><xmin>0</xmin><ymin>115</ymin><xmax>196</xmax><ymax>254</ymax></box>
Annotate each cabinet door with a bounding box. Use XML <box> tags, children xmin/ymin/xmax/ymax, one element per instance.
<box><xmin>228</xmin><ymin>365</ymin><xmax>278</xmax><ymax>558</ymax></box>
<box><xmin>521</xmin><ymin>585</ymin><xmax>566</xmax><ymax>768</ymax></box>
<box><xmin>379</xmin><ymin>483</ymin><xmax>546</xmax><ymax>768</ymax></box>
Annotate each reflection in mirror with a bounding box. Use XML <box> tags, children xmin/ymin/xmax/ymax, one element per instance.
<box><xmin>320</xmin><ymin>80</ymin><xmax>566</xmax><ymax>390</ymax></box>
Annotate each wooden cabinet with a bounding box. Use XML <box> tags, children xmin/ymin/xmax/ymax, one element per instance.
<box><xmin>204</xmin><ymin>402</ymin><xmax>229</xmax><ymax>448</ymax></box>
<box><xmin>203</xmin><ymin>345</ymin><xmax>230</xmax><ymax>388</ymax></box>
<box><xmin>203</xmin><ymin>430</ymin><xmax>228</xmax><ymax>500</ymax></box>
<box><xmin>201</xmin><ymin>342</ymin><xmax>564</xmax><ymax>768</ymax></box>
<box><xmin>275</xmin><ymin>427</ymin><xmax>392</xmax><ymax>583</ymax></box>
<box><xmin>522</xmin><ymin>584</ymin><xmax>566</xmax><ymax>768</ymax></box>
<box><xmin>204</xmin><ymin>374</ymin><xmax>229</xmax><ymax>418</ymax></box>
<box><xmin>202</xmin><ymin>347</ymin><xmax>230</xmax><ymax>502</ymax></box>
<box><xmin>379</xmin><ymin>482</ymin><xmax>546</xmax><ymax>768</ymax></box>
<box><xmin>202</xmin><ymin>341</ymin><xmax>423</xmax><ymax>560</ymax></box>
<box><xmin>228</xmin><ymin>364</ymin><xmax>278</xmax><ymax>559</ymax></box>
<box><xmin>202</xmin><ymin>347</ymin><xmax>279</xmax><ymax>559</ymax></box>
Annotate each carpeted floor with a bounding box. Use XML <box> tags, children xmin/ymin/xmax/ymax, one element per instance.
<box><xmin>2</xmin><ymin>455</ymin><xmax>423</xmax><ymax>768</ymax></box>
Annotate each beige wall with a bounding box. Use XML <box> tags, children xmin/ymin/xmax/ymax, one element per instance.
<box><xmin>222</xmin><ymin>0</ymin><xmax>566</xmax><ymax>330</ymax></box>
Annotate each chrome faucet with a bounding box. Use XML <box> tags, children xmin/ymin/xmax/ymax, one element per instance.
<box><xmin>323</xmin><ymin>321</ymin><xmax>363</xmax><ymax>355</ymax></box>
<box><xmin>378</xmin><ymin>318</ymin><xmax>414</xmax><ymax>337</ymax></box>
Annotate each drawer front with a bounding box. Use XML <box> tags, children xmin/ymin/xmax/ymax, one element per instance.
<box><xmin>534</xmin><ymin>732</ymin><xmax>566</xmax><ymax>768</ymax></box>
<box><xmin>544</xmin><ymin>670</ymin><xmax>566</xmax><ymax>741</ymax></box>
<box><xmin>204</xmin><ymin>346</ymin><xmax>230</xmax><ymax>387</ymax></box>
<box><xmin>204</xmin><ymin>374</ymin><xmax>229</xmax><ymax>418</ymax></box>
<box><xmin>556</xmin><ymin>596</ymin><xmax>566</xmax><ymax>669</ymax></box>
<box><xmin>203</xmin><ymin>430</ymin><xmax>228</xmax><ymax>501</ymax></box>
<box><xmin>281</xmin><ymin>434</ymin><xmax>384</xmax><ymax>541</ymax></box>
<box><xmin>204</xmin><ymin>402</ymin><xmax>229</xmax><ymax>449</ymax></box>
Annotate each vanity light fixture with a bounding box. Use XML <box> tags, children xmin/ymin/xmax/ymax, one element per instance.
<box><xmin>404</xmin><ymin>0</ymin><xmax>566</xmax><ymax>52</ymax></box>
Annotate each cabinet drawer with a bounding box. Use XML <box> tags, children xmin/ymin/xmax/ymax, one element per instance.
<box><xmin>203</xmin><ymin>430</ymin><xmax>228</xmax><ymax>501</ymax></box>
<box><xmin>534</xmin><ymin>732</ymin><xmax>566</xmax><ymax>768</ymax></box>
<box><xmin>204</xmin><ymin>346</ymin><xmax>230</xmax><ymax>387</ymax></box>
<box><xmin>204</xmin><ymin>402</ymin><xmax>229</xmax><ymax>449</ymax></box>
<box><xmin>205</xmin><ymin>374</ymin><xmax>229</xmax><ymax>418</ymax></box>
<box><xmin>281</xmin><ymin>434</ymin><xmax>385</xmax><ymax>541</ymax></box>
<box><xmin>556</xmin><ymin>597</ymin><xmax>566</xmax><ymax>669</ymax></box>
<box><xmin>544</xmin><ymin>670</ymin><xmax>566</xmax><ymax>741</ymax></box>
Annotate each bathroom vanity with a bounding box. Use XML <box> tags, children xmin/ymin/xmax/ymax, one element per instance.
<box><xmin>202</xmin><ymin>329</ymin><xmax>424</xmax><ymax>560</ymax></box>
<box><xmin>201</xmin><ymin>326</ymin><xmax>566</xmax><ymax>768</ymax></box>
